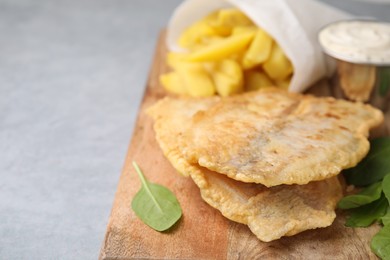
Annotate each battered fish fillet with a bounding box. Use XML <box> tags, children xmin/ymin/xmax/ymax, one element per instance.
<box><xmin>182</xmin><ymin>88</ymin><xmax>383</xmax><ymax>186</ymax></box>
<box><xmin>147</xmin><ymin>95</ymin><xmax>343</xmax><ymax>242</ymax></box>
<box><xmin>147</xmin><ymin>96</ymin><xmax>219</xmax><ymax>177</ymax></box>
<box><xmin>190</xmin><ymin>166</ymin><xmax>342</xmax><ymax>242</ymax></box>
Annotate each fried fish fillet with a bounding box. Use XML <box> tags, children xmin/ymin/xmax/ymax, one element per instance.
<box><xmin>147</xmin><ymin>96</ymin><xmax>219</xmax><ymax>177</ymax></box>
<box><xmin>190</xmin><ymin>166</ymin><xmax>342</xmax><ymax>242</ymax></box>
<box><xmin>147</xmin><ymin>95</ymin><xmax>343</xmax><ymax>242</ymax></box>
<box><xmin>182</xmin><ymin>88</ymin><xmax>383</xmax><ymax>186</ymax></box>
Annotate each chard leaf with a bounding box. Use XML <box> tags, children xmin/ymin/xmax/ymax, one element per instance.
<box><xmin>345</xmin><ymin>195</ymin><xmax>388</xmax><ymax>227</ymax></box>
<box><xmin>345</xmin><ymin>137</ymin><xmax>390</xmax><ymax>186</ymax></box>
<box><xmin>131</xmin><ymin>161</ymin><xmax>182</xmax><ymax>231</ymax></box>
<box><xmin>371</xmin><ymin>225</ymin><xmax>390</xmax><ymax>260</ymax></box>
<box><xmin>338</xmin><ymin>182</ymin><xmax>382</xmax><ymax>209</ymax></box>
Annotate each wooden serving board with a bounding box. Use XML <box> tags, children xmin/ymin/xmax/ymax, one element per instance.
<box><xmin>99</xmin><ymin>32</ymin><xmax>390</xmax><ymax>260</ymax></box>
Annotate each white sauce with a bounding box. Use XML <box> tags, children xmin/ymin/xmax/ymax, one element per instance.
<box><xmin>319</xmin><ymin>20</ymin><xmax>390</xmax><ymax>65</ymax></box>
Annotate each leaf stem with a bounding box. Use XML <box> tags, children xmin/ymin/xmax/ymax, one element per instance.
<box><xmin>132</xmin><ymin>161</ymin><xmax>163</xmax><ymax>212</ymax></box>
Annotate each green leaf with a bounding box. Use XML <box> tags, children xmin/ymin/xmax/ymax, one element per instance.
<box><xmin>345</xmin><ymin>195</ymin><xmax>388</xmax><ymax>227</ymax></box>
<box><xmin>131</xmin><ymin>161</ymin><xmax>182</xmax><ymax>231</ymax></box>
<box><xmin>383</xmin><ymin>174</ymin><xmax>390</xmax><ymax>203</ymax></box>
<box><xmin>382</xmin><ymin>209</ymin><xmax>390</xmax><ymax>226</ymax></box>
<box><xmin>371</xmin><ymin>225</ymin><xmax>390</xmax><ymax>260</ymax></box>
<box><xmin>377</xmin><ymin>67</ymin><xmax>390</xmax><ymax>97</ymax></box>
<box><xmin>382</xmin><ymin>175</ymin><xmax>390</xmax><ymax>227</ymax></box>
<box><xmin>345</xmin><ymin>137</ymin><xmax>390</xmax><ymax>186</ymax></box>
<box><xmin>338</xmin><ymin>182</ymin><xmax>382</xmax><ymax>209</ymax></box>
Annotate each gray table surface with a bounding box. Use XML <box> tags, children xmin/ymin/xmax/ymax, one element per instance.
<box><xmin>0</xmin><ymin>0</ymin><xmax>389</xmax><ymax>259</ymax></box>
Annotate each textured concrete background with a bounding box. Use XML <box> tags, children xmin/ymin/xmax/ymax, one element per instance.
<box><xmin>0</xmin><ymin>0</ymin><xmax>388</xmax><ymax>259</ymax></box>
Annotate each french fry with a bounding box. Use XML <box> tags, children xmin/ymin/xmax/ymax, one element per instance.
<box><xmin>263</xmin><ymin>43</ymin><xmax>293</xmax><ymax>80</ymax></box>
<box><xmin>166</xmin><ymin>52</ymin><xmax>188</xmax><ymax>69</ymax></box>
<box><xmin>275</xmin><ymin>77</ymin><xmax>291</xmax><ymax>90</ymax></box>
<box><xmin>212</xmin><ymin>59</ymin><xmax>243</xmax><ymax>97</ymax></box>
<box><xmin>185</xmin><ymin>31</ymin><xmax>255</xmax><ymax>62</ymax></box>
<box><xmin>231</xmin><ymin>26</ymin><xmax>258</xmax><ymax>36</ymax></box>
<box><xmin>178</xmin><ymin>21</ymin><xmax>217</xmax><ymax>49</ymax></box>
<box><xmin>217</xmin><ymin>8</ymin><xmax>254</xmax><ymax>28</ymax></box>
<box><xmin>163</xmin><ymin>8</ymin><xmax>295</xmax><ymax>97</ymax></box>
<box><xmin>177</xmin><ymin>63</ymin><xmax>215</xmax><ymax>97</ymax></box>
<box><xmin>244</xmin><ymin>70</ymin><xmax>274</xmax><ymax>91</ymax></box>
<box><xmin>208</xmin><ymin>8</ymin><xmax>255</xmax><ymax>36</ymax></box>
<box><xmin>160</xmin><ymin>72</ymin><xmax>187</xmax><ymax>95</ymax></box>
<box><xmin>202</xmin><ymin>61</ymin><xmax>217</xmax><ymax>74</ymax></box>
<box><xmin>242</xmin><ymin>29</ymin><xmax>273</xmax><ymax>69</ymax></box>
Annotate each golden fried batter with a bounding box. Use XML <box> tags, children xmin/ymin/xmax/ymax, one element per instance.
<box><xmin>182</xmin><ymin>88</ymin><xmax>383</xmax><ymax>186</ymax></box>
<box><xmin>147</xmin><ymin>95</ymin><xmax>219</xmax><ymax>176</ymax></box>
<box><xmin>147</xmin><ymin>94</ymin><xmax>344</xmax><ymax>241</ymax></box>
<box><xmin>190</xmin><ymin>166</ymin><xmax>342</xmax><ymax>242</ymax></box>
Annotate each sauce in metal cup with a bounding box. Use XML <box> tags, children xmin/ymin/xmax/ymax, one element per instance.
<box><xmin>318</xmin><ymin>19</ymin><xmax>390</xmax><ymax>110</ymax></box>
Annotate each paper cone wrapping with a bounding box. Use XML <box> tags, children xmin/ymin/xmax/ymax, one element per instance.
<box><xmin>166</xmin><ymin>0</ymin><xmax>351</xmax><ymax>93</ymax></box>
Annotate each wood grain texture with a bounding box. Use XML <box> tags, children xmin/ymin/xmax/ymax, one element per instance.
<box><xmin>99</xmin><ymin>31</ymin><xmax>390</xmax><ymax>260</ymax></box>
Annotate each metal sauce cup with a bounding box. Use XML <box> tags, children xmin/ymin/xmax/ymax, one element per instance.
<box><xmin>318</xmin><ymin>19</ymin><xmax>390</xmax><ymax>111</ymax></box>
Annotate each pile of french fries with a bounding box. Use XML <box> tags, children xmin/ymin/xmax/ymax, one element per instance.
<box><xmin>161</xmin><ymin>8</ymin><xmax>293</xmax><ymax>97</ymax></box>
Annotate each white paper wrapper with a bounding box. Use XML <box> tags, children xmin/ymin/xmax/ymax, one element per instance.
<box><xmin>166</xmin><ymin>0</ymin><xmax>351</xmax><ymax>93</ymax></box>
